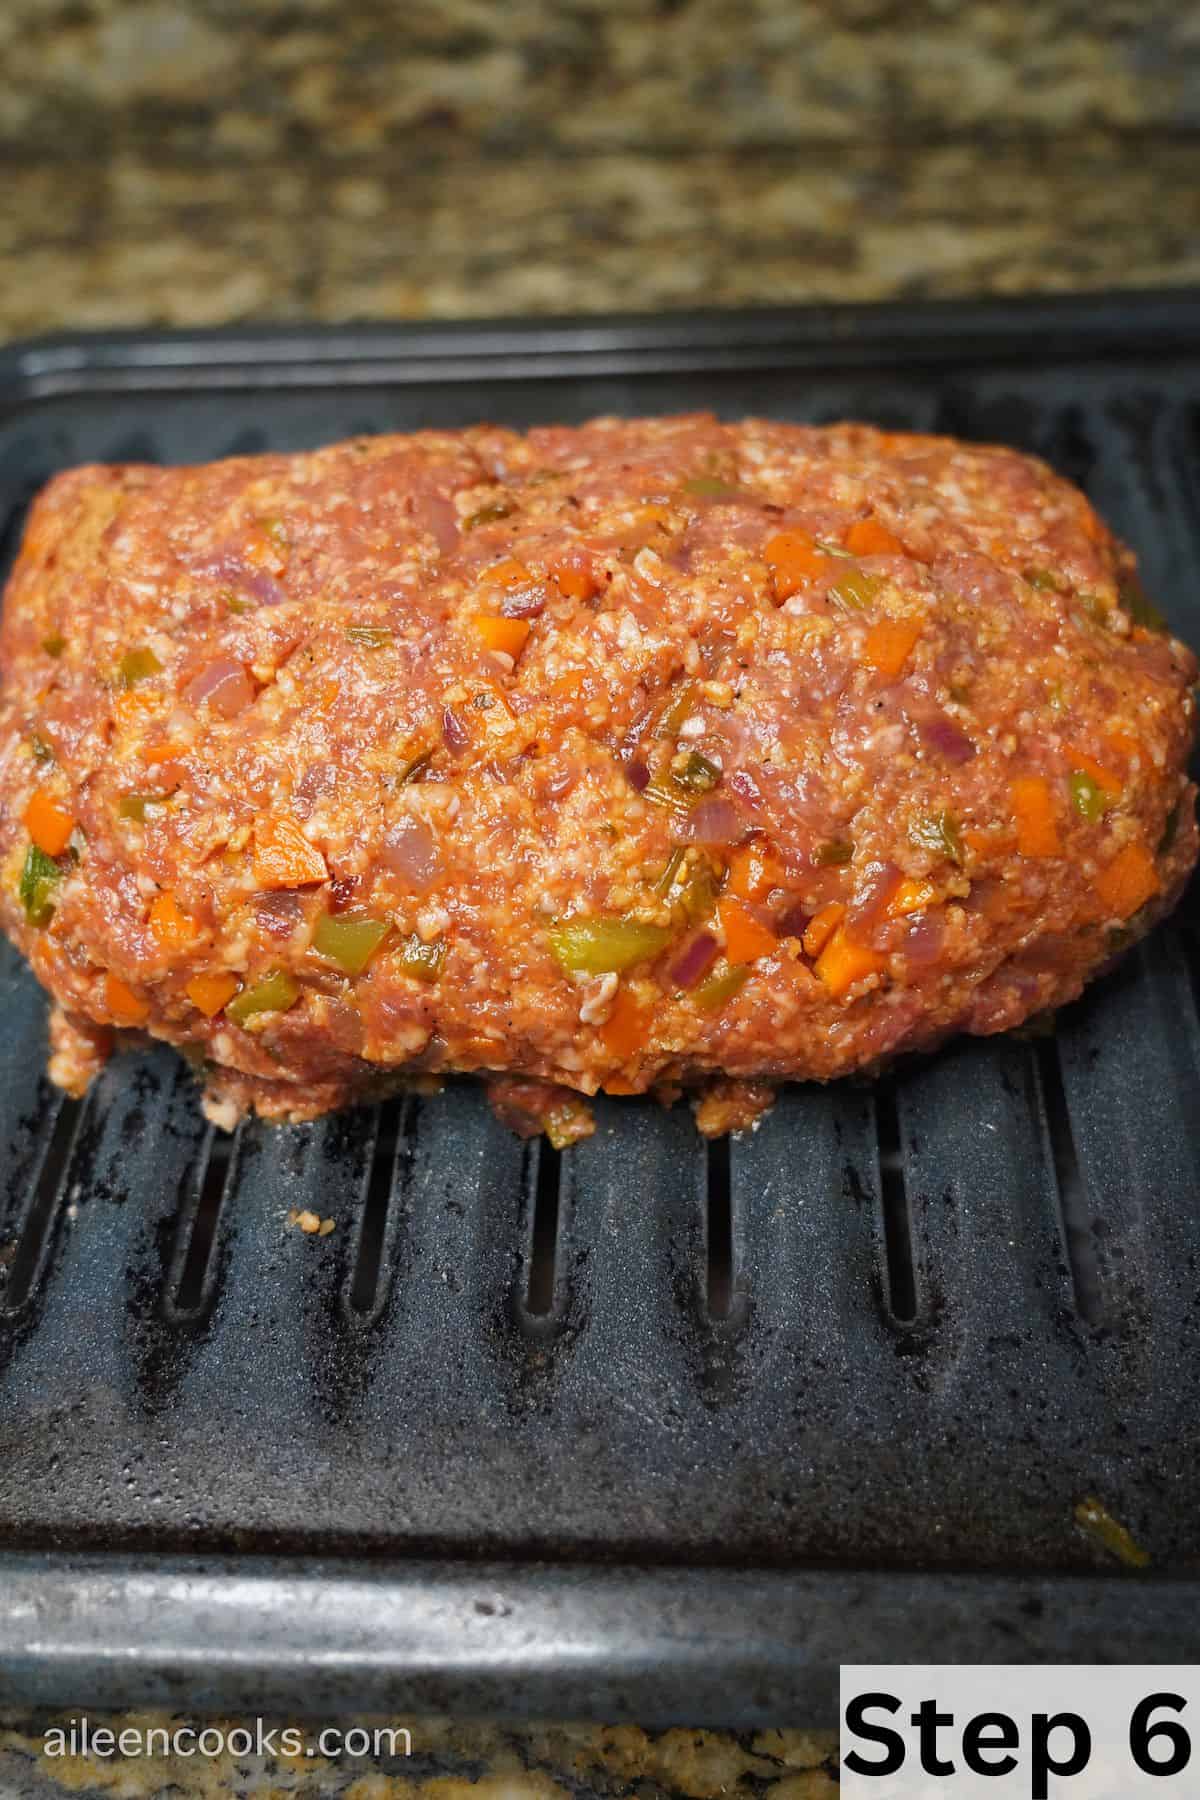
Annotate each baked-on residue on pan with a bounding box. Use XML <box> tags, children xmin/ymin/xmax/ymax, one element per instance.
<box><xmin>0</xmin><ymin>414</ymin><xmax>1194</xmax><ymax>1140</ymax></box>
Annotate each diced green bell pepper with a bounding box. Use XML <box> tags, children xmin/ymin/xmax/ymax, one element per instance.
<box><xmin>118</xmin><ymin>791</ymin><xmax>172</xmax><ymax>822</ymax></box>
<box><xmin>345</xmin><ymin>625</ymin><xmax>394</xmax><ymax>648</ymax></box>
<box><xmin>655</xmin><ymin>683</ymin><xmax>698</xmax><ymax>739</ymax></box>
<box><xmin>548</xmin><ymin>916</ymin><xmax>671</xmax><ymax>975</ymax></box>
<box><xmin>673</xmin><ymin>751</ymin><xmax>720</xmax><ymax>794</ymax></box>
<box><xmin>1069</xmin><ymin>771</ymin><xmax>1107</xmax><ymax>823</ymax></box>
<box><xmin>908</xmin><ymin>810</ymin><xmax>964</xmax><ymax>865</ymax></box>
<box><xmin>116</xmin><ymin>646</ymin><xmax>162</xmax><ymax>688</ymax></box>
<box><xmin>828</xmin><ymin>570</ymin><xmax>884</xmax><ymax>613</ymax></box>
<box><xmin>19</xmin><ymin>844</ymin><xmax>63</xmax><ymax>928</ymax></box>
<box><xmin>398</xmin><ymin>933</ymin><xmax>446</xmax><ymax>982</ymax></box>
<box><xmin>225</xmin><ymin>968</ymin><xmax>300</xmax><ymax>1025</ymax></box>
<box><xmin>463</xmin><ymin>498</ymin><xmax>515</xmax><ymax>530</ymax></box>
<box><xmin>312</xmin><ymin>912</ymin><xmax>390</xmax><ymax>975</ymax></box>
<box><xmin>694</xmin><ymin>961</ymin><xmax>750</xmax><ymax>1010</ymax></box>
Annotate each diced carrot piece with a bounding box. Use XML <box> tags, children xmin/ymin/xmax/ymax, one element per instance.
<box><xmin>252</xmin><ymin>815</ymin><xmax>329</xmax><ymax>890</ymax></box>
<box><xmin>549</xmin><ymin>558</ymin><xmax>599</xmax><ymax>602</ymax></box>
<box><xmin>802</xmin><ymin>901</ymin><xmax>845</xmax><ymax>959</ymax></box>
<box><xmin>726</xmin><ymin>840</ymin><xmax>785</xmax><ymax>904</ymax></box>
<box><xmin>845</xmin><ymin>517</ymin><xmax>905</xmax><ymax>557</ymax></box>
<box><xmin>105</xmin><ymin>972</ymin><xmax>149</xmax><ymax>1027</ymax></box>
<box><xmin>485</xmin><ymin>557</ymin><xmax>532</xmax><ymax>590</ymax></box>
<box><xmin>472</xmin><ymin>615</ymin><xmax>532</xmax><ymax>661</ymax></box>
<box><xmin>888</xmin><ymin>877</ymin><xmax>938</xmax><ymax>918</ymax></box>
<box><xmin>549</xmin><ymin>669</ymin><xmax>585</xmax><ymax>699</ymax></box>
<box><xmin>142</xmin><ymin>741</ymin><xmax>181</xmax><ymax>766</ymax></box>
<box><xmin>1095</xmin><ymin>842</ymin><xmax>1159</xmax><ymax>918</ymax></box>
<box><xmin>244</xmin><ymin>529</ymin><xmax>282</xmax><ymax>568</ymax></box>
<box><xmin>602</xmin><ymin>1077</ymin><xmax>641</xmax><ymax>1095</ymax></box>
<box><xmin>718</xmin><ymin>896</ymin><xmax>779</xmax><ymax>965</ymax></box>
<box><xmin>23</xmin><ymin>787</ymin><xmax>74</xmax><ymax>857</ymax></box>
<box><xmin>1010</xmin><ymin>776</ymin><xmax>1061</xmax><ymax>857</ymax></box>
<box><xmin>863</xmin><ymin>617</ymin><xmax>924</xmax><ymax>678</ymax></box>
<box><xmin>600</xmin><ymin>983</ymin><xmax>646</xmax><ymax>1062</ymax></box>
<box><xmin>815</xmin><ymin>925</ymin><xmax>886</xmax><ymax>998</ymax></box>
<box><xmin>113</xmin><ymin>691</ymin><xmax>159</xmax><ymax>729</ymax></box>
<box><xmin>186</xmin><ymin>971</ymin><xmax>240</xmax><ymax>1018</ymax></box>
<box><xmin>764</xmin><ymin>529</ymin><xmax>828</xmax><ymax>602</ymax></box>
<box><xmin>1066</xmin><ymin>745</ymin><xmax>1122</xmax><ymax>796</ymax></box>
<box><xmin>148</xmin><ymin>891</ymin><xmax>197</xmax><ymax>950</ymax></box>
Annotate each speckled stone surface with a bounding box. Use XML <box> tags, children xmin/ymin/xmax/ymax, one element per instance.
<box><xmin>0</xmin><ymin>1715</ymin><xmax>840</xmax><ymax>1798</ymax></box>
<box><xmin>0</xmin><ymin>0</ymin><xmax>1198</xmax><ymax>336</ymax></box>
<box><xmin>0</xmin><ymin>2</ymin><xmax>1196</xmax><ymax>1793</ymax></box>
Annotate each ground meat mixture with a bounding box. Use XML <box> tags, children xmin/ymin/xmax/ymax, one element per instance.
<box><xmin>0</xmin><ymin>414</ymin><xmax>1195</xmax><ymax>1137</ymax></box>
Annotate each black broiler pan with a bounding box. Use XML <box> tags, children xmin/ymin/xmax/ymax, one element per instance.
<box><xmin>1</xmin><ymin>294</ymin><xmax>1199</xmax><ymax>1724</ymax></box>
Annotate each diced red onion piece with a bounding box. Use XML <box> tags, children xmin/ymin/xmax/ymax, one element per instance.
<box><xmin>421</xmin><ymin>495</ymin><xmax>460</xmax><ymax>555</ymax></box>
<box><xmin>727</xmin><ymin>767</ymin><xmax>764</xmax><ymax>809</ymax></box>
<box><xmin>675</xmin><ymin>795</ymin><xmax>746</xmax><ymax>845</ymax></box>
<box><xmin>920</xmin><ymin>716</ymin><xmax>976</xmax><ymax>763</ymax></box>
<box><xmin>244</xmin><ymin>569</ymin><xmax>288</xmax><ymax>607</ymax></box>
<box><xmin>848</xmin><ymin>859</ymin><xmax>902</xmax><ymax>935</ymax></box>
<box><xmin>192</xmin><ymin>547</ymin><xmax>246</xmax><ymax>583</ymax></box>
<box><xmin>328</xmin><ymin>874</ymin><xmax>363</xmax><ymax>915</ymax></box>
<box><xmin>381</xmin><ymin>815</ymin><xmax>442</xmax><ymax>892</ymax></box>
<box><xmin>500</xmin><ymin>588</ymin><xmax>545</xmax><ymax>619</ymax></box>
<box><xmin>292</xmin><ymin>761</ymin><xmax>339</xmax><ymax>819</ymax></box>
<box><xmin>442</xmin><ymin>706</ymin><xmax>469</xmax><ymax>752</ymax></box>
<box><xmin>323</xmin><ymin>994</ymin><xmax>365</xmax><ymax>1055</ymax></box>
<box><xmin>665</xmin><ymin>931</ymin><xmax>720</xmax><ymax>990</ymax></box>
<box><xmin>903</xmin><ymin>909</ymin><xmax>946</xmax><ymax>965</ymax></box>
<box><xmin>619</xmin><ymin>705</ymin><xmax>656</xmax><ymax>768</ymax></box>
<box><xmin>627</xmin><ymin>758</ymin><xmax>650</xmax><ymax>793</ymax></box>
<box><xmin>184</xmin><ymin>658</ymin><xmax>255</xmax><ymax>718</ymax></box>
<box><xmin>774</xmin><ymin>900</ymin><xmax>810</xmax><ymax>941</ymax></box>
<box><xmin>255</xmin><ymin>890</ymin><xmax>304</xmax><ymax>937</ymax></box>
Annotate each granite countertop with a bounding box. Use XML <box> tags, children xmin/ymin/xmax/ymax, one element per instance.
<box><xmin>1</xmin><ymin>0</ymin><xmax>1198</xmax><ymax>337</ymax></box>
<box><xmin>0</xmin><ymin>2</ymin><xmax>1196</xmax><ymax>1794</ymax></box>
<box><xmin>0</xmin><ymin>1716</ymin><xmax>840</xmax><ymax>1798</ymax></box>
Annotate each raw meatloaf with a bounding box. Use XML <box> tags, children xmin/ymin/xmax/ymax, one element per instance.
<box><xmin>0</xmin><ymin>414</ymin><xmax>1195</xmax><ymax>1139</ymax></box>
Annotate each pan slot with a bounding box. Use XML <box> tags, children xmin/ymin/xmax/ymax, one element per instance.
<box><xmin>704</xmin><ymin>1135</ymin><xmax>734</xmax><ymax>1321</ymax></box>
<box><xmin>875</xmin><ymin>1082</ymin><xmax>918</xmax><ymax>1326</ymax></box>
<box><xmin>168</xmin><ymin>1123</ymin><xmax>239</xmax><ymax>1321</ymax></box>
<box><xmin>222</xmin><ymin>428</ymin><xmax>269</xmax><ymax>457</ymax></box>
<box><xmin>347</xmin><ymin>1096</ymin><xmax>405</xmax><ymax>1320</ymax></box>
<box><xmin>101</xmin><ymin>430</ymin><xmax>159</xmax><ymax>465</ymax></box>
<box><xmin>1181</xmin><ymin>921</ymin><xmax>1200</xmax><ymax>1024</ymax></box>
<box><xmin>1035</xmin><ymin>1038</ymin><xmax>1103</xmax><ymax>1327</ymax></box>
<box><xmin>931</xmin><ymin>388</ymin><xmax>1041</xmax><ymax>455</ymax></box>
<box><xmin>0</xmin><ymin>497</ymin><xmax>33</xmax><ymax>587</ymax></box>
<box><xmin>0</xmin><ymin>1094</ymin><xmax>85</xmax><ymax>1316</ymax></box>
<box><xmin>525</xmin><ymin>1138</ymin><xmax>562</xmax><ymax>1318</ymax></box>
<box><xmin>1174</xmin><ymin>402</ymin><xmax>1200</xmax><ymax>542</ymax></box>
<box><xmin>1034</xmin><ymin>404</ymin><xmax>1098</xmax><ymax>495</ymax></box>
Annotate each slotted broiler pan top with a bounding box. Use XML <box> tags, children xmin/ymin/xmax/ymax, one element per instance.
<box><xmin>2</xmin><ymin>293</ymin><xmax>1200</xmax><ymax>1724</ymax></box>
